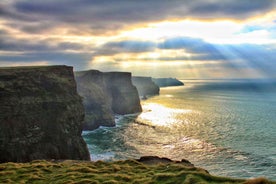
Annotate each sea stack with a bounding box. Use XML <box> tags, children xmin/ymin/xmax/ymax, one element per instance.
<box><xmin>0</xmin><ymin>65</ymin><xmax>90</xmax><ymax>163</ymax></box>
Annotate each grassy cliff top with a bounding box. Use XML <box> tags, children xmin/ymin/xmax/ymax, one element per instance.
<box><xmin>0</xmin><ymin>65</ymin><xmax>70</xmax><ymax>70</ymax></box>
<box><xmin>0</xmin><ymin>158</ymin><xmax>274</xmax><ymax>184</ymax></box>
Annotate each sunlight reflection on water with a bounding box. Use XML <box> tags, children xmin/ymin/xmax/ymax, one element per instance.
<box><xmin>137</xmin><ymin>103</ymin><xmax>193</xmax><ymax>126</ymax></box>
<box><xmin>82</xmin><ymin>80</ymin><xmax>276</xmax><ymax>180</ymax></box>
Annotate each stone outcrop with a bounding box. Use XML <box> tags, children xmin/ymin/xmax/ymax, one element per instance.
<box><xmin>132</xmin><ymin>76</ymin><xmax>160</xmax><ymax>96</ymax></box>
<box><xmin>75</xmin><ymin>70</ymin><xmax>142</xmax><ymax>130</ymax></box>
<box><xmin>0</xmin><ymin>65</ymin><xmax>90</xmax><ymax>163</ymax></box>
<box><xmin>152</xmin><ymin>78</ymin><xmax>184</xmax><ymax>87</ymax></box>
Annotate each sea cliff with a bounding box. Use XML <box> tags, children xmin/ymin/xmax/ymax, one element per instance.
<box><xmin>0</xmin><ymin>65</ymin><xmax>90</xmax><ymax>162</ymax></box>
<box><xmin>75</xmin><ymin>70</ymin><xmax>142</xmax><ymax>130</ymax></box>
<box><xmin>75</xmin><ymin>70</ymin><xmax>115</xmax><ymax>130</ymax></box>
<box><xmin>132</xmin><ymin>76</ymin><xmax>160</xmax><ymax>96</ymax></box>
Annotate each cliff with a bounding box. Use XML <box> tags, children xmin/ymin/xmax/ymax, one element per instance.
<box><xmin>153</xmin><ymin>77</ymin><xmax>184</xmax><ymax>87</ymax></box>
<box><xmin>75</xmin><ymin>70</ymin><xmax>115</xmax><ymax>130</ymax></box>
<box><xmin>0</xmin><ymin>65</ymin><xmax>90</xmax><ymax>163</ymax></box>
<box><xmin>75</xmin><ymin>70</ymin><xmax>142</xmax><ymax>130</ymax></box>
<box><xmin>132</xmin><ymin>76</ymin><xmax>160</xmax><ymax>96</ymax></box>
<box><xmin>104</xmin><ymin>72</ymin><xmax>142</xmax><ymax>114</ymax></box>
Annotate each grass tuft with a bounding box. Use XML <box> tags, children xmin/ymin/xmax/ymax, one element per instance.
<box><xmin>0</xmin><ymin>159</ymin><xmax>274</xmax><ymax>184</ymax></box>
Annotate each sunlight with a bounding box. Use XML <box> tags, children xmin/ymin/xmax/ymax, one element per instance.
<box><xmin>93</xmin><ymin>50</ymin><xmax>193</xmax><ymax>64</ymax></box>
<box><xmin>0</xmin><ymin>61</ymin><xmax>49</xmax><ymax>67</ymax></box>
<box><xmin>137</xmin><ymin>103</ymin><xmax>192</xmax><ymax>127</ymax></box>
<box><xmin>122</xmin><ymin>20</ymin><xmax>242</xmax><ymax>43</ymax></box>
<box><xmin>121</xmin><ymin>19</ymin><xmax>276</xmax><ymax>44</ymax></box>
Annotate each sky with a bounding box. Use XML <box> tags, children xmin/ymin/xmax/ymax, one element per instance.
<box><xmin>1</xmin><ymin>0</ymin><xmax>276</xmax><ymax>79</ymax></box>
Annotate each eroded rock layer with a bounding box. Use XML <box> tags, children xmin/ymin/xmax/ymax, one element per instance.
<box><xmin>75</xmin><ymin>70</ymin><xmax>142</xmax><ymax>130</ymax></box>
<box><xmin>0</xmin><ymin>65</ymin><xmax>90</xmax><ymax>163</ymax></box>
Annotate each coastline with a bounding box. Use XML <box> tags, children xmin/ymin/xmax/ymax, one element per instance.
<box><xmin>82</xmin><ymin>83</ymin><xmax>276</xmax><ymax>180</ymax></box>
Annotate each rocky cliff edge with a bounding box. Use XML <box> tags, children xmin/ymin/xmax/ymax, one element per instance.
<box><xmin>0</xmin><ymin>65</ymin><xmax>90</xmax><ymax>162</ymax></box>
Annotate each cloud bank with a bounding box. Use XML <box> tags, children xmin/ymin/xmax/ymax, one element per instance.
<box><xmin>1</xmin><ymin>0</ymin><xmax>276</xmax><ymax>78</ymax></box>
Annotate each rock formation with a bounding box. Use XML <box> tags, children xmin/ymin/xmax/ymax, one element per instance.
<box><xmin>132</xmin><ymin>76</ymin><xmax>160</xmax><ymax>96</ymax></box>
<box><xmin>104</xmin><ymin>72</ymin><xmax>142</xmax><ymax>114</ymax></box>
<box><xmin>75</xmin><ymin>70</ymin><xmax>115</xmax><ymax>130</ymax></box>
<box><xmin>152</xmin><ymin>78</ymin><xmax>184</xmax><ymax>87</ymax></box>
<box><xmin>75</xmin><ymin>70</ymin><xmax>142</xmax><ymax>130</ymax></box>
<box><xmin>0</xmin><ymin>65</ymin><xmax>90</xmax><ymax>163</ymax></box>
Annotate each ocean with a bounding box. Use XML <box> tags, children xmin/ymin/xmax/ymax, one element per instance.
<box><xmin>82</xmin><ymin>79</ymin><xmax>276</xmax><ymax>180</ymax></box>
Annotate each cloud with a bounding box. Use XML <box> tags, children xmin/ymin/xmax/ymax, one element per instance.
<box><xmin>1</xmin><ymin>1</ymin><xmax>276</xmax><ymax>78</ymax></box>
<box><xmin>1</xmin><ymin>0</ymin><xmax>275</xmax><ymax>35</ymax></box>
<box><xmin>93</xmin><ymin>40</ymin><xmax>156</xmax><ymax>56</ymax></box>
<box><xmin>91</xmin><ymin>36</ymin><xmax>276</xmax><ymax>77</ymax></box>
<box><xmin>0</xmin><ymin>31</ymin><xmax>92</xmax><ymax>70</ymax></box>
<box><xmin>0</xmin><ymin>31</ymin><xmax>87</xmax><ymax>52</ymax></box>
<box><xmin>188</xmin><ymin>0</ymin><xmax>275</xmax><ymax>18</ymax></box>
<box><xmin>0</xmin><ymin>52</ymin><xmax>91</xmax><ymax>70</ymax></box>
<box><xmin>158</xmin><ymin>37</ymin><xmax>218</xmax><ymax>53</ymax></box>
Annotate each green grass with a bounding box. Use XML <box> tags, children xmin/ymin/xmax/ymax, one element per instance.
<box><xmin>0</xmin><ymin>159</ymin><xmax>274</xmax><ymax>184</ymax></box>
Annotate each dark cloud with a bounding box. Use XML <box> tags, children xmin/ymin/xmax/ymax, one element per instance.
<box><xmin>93</xmin><ymin>40</ymin><xmax>156</xmax><ymax>56</ymax></box>
<box><xmin>188</xmin><ymin>0</ymin><xmax>274</xmax><ymax>18</ymax></box>
<box><xmin>0</xmin><ymin>52</ymin><xmax>91</xmax><ymax>70</ymax></box>
<box><xmin>0</xmin><ymin>38</ymin><xmax>51</xmax><ymax>52</ymax></box>
<box><xmin>1</xmin><ymin>0</ymin><xmax>276</xmax><ymax>76</ymax></box>
<box><xmin>0</xmin><ymin>31</ymin><xmax>92</xmax><ymax>70</ymax></box>
<box><xmin>158</xmin><ymin>37</ymin><xmax>219</xmax><ymax>53</ymax></box>
<box><xmin>0</xmin><ymin>35</ymin><xmax>87</xmax><ymax>52</ymax></box>
<box><xmin>1</xmin><ymin>0</ymin><xmax>274</xmax><ymax>35</ymax></box>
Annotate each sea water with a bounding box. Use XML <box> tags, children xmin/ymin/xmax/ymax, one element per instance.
<box><xmin>82</xmin><ymin>79</ymin><xmax>276</xmax><ymax>180</ymax></box>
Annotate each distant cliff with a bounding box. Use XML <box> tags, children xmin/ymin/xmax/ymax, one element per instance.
<box><xmin>152</xmin><ymin>78</ymin><xmax>184</xmax><ymax>87</ymax></box>
<box><xmin>0</xmin><ymin>65</ymin><xmax>90</xmax><ymax>163</ymax></box>
<box><xmin>132</xmin><ymin>76</ymin><xmax>160</xmax><ymax>96</ymax></box>
<box><xmin>75</xmin><ymin>70</ymin><xmax>142</xmax><ymax>130</ymax></box>
<box><xmin>75</xmin><ymin>70</ymin><xmax>115</xmax><ymax>130</ymax></box>
<box><xmin>104</xmin><ymin>72</ymin><xmax>142</xmax><ymax>114</ymax></box>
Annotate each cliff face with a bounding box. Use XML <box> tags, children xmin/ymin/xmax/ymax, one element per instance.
<box><xmin>132</xmin><ymin>76</ymin><xmax>160</xmax><ymax>96</ymax></box>
<box><xmin>75</xmin><ymin>71</ymin><xmax>115</xmax><ymax>130</ymax></box>
<box><xmin>0</xmin><ymin>65</ymin><xmax>90</xmax><ymax>163</ymax></box>
<box><xmin>104</xmin><ymin>72</ymin><xmax>142</xmax><ymax>114</ymax></box>
<box><xmin>75</xmin><ymin>70</ymin><xmax>142</xmax><ymax>130</ymax></box>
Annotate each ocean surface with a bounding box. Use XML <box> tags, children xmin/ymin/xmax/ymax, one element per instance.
<box><xmin>82</xmin><ymin>79</ymin><xmax>276</xmax><ymax>180</ymax></box>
